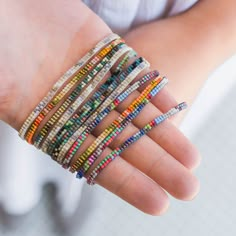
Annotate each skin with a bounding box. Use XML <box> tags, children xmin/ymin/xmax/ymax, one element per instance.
<box><xmin>0</xmin><ymin>0</ymin><xmax>235</xmax><ymax>215</ymax></box>
<box><xmin>124</xmin><ymin>0</ymin><xmax>236</xmax><ymax>124</ymax></box>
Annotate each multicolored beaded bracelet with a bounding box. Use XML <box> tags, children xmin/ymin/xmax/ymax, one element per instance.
<box><xmin>47</xmin><ymin>55</ymin><xmax>143</xmax><ymax>159</ymax></box>
<box><xmin>61</xmin><ymin>70</ymin><xmax>158</xmax><ymax>168</ymax></box>
<box><xmin>48</xmin><ymin>56</ymin><xmax>143</xmax><ymax>161</ymax></box>
<box><xmin>39</xmin><ymin>45</ymin><xmax>132</xmax><ymax>153</ymax></box>
<box><xmin>60</xmin><ymin>60</ymin><xmax>150</xmax><ymax>167</ymax></box>
<box><xmin>25</xmin><ymin>38</ymin><xmax>125</xmax><ymax>144</ymax></box>
<box><xmin>35</xmin><ymin>43</ymin><xmax>130</xmax><ymax>148</ymax></box>
<box><xmin>34</xmin><ymin>41</ymin><xmax>126</xmax><ymax>147</ymax></box>
<box><xmin>18</xmin><ymin>33</ymin><xmax>120</xmax><ymax>139</ymax></box>
<box><xmin>69</xmin><ymin>74</ymin><xmax>164</xmax><ymax>173</ymax></box>
<box><xmin>76</xmin><ymin>77</ymin><xmax>167</xmax><ymax>178</ymax></box>
<box><xmin>86</xmin><ymin>102</ymin><xmax>187</xmax><ymax>185</ymax></box>
<box><xmin>17</xmin><ymin>32</ymin><xmax>188</xmax><ymax>191</ymax></box>
<box><xmin>113</xmin><ymin>50</ymin><xmax>137</xmax><ymax>74</ymax></box>
<box><xmin>61</xmin><ymin>64</ymin><xmax>154</xmax><ymax>167</ymax></box>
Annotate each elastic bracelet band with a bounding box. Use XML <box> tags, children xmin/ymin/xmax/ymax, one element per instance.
<box><xmin>25</xmin><ymin>38</ymin><xmax>124</xmax><ymax>144</ymax></box>
<box><xmin>61</xmin><ymin>60</ymin><xmax>150</xmax><ymax>167</ymax></box>
<box><xmin>19</xmin><ymin>33</ymin><xmax>120</xmax><ymax>139</ymax></box>
<box><xmin>48</xmin><ymin>52</ymin><xmax>140</xmax><ymax>160</ymax></box>
<box><xmin>86</xmin><ymin>102</ymin><xmax>187</xmax><ymax>184</ymax></box>
<box><xmin>69</xmin><ymin>73</ymin><xmax>163</xmax><ymax>173</ymax></box>
<box><xmin>77</xmin><ymin>76</ymin><xmax>167</xmax><ymax>178</ymax></box>
<box><xmin>35</xmin><ymin>43</ymin><xmax>129</xmax><ymax>148</ymax></box>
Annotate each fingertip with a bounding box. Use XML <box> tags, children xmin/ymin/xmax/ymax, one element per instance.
<box><xmin>150</xmin><ymin>197</ymin><xmax>170</xmax><ymax>216</ymax></box>
<box><xmin>124</xmin><ymin>175</ymin><xmax>170</xmax><ymax>216</ymax></box>
<box><xmin>184</xmin><ymin>144</ymin><xmax>202</xmax><ymax>171</ymax></box>
<box><xmin>184</xmin><ymin>176</ymin><xmax>200</xmax><ymax>201</ymax></box>
<box><xmin>174</xmin><ymin>173</ymin><xmax>200</xmax><ymax>201</ymax></box>
<box><xmin>189</xmin><ymin>154</ymin><xmax>202</xmax><ymax>172</ymax></box>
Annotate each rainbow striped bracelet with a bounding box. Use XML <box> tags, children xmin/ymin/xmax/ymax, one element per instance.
<box><xmin>46</xmin><ymin>51</ymin><xmax>140</xmax><ymax>159</ymax></box>
<box><xmin>23</xmin><ymin>36</ymin><xmax>123</xmax><ymax>143</ymax></box>
<box><xmin>76</xmin><ymin>77</ymin><xmax>168</xmax><ymax>178</ymax></box>
<box><xmin>35</xmin><ymin>43</ymin><xmax>129</xmax><ymax>148</ymax></box>
<box><xmin>61</xmin><ymin>70</ymin><xmax>158</xmax><ymax>168</ymax></box>
<box><xmin>86</xmin><ymin>102</ymin><xmax>187</xmax><ymax>184</ymax></box>
<box><xmin>18</xmin><ymin>33</ymin><xmax>120</xmax><ymax>139</ymax></box>
<box><xmin>69</xmin><ymin>74</ymin><xmax>165</xmax><ymax>174</ymax></box>
<box><xmin>48</xmin><ymin>56</ymin><xmax>143</xmax><ymax>161</ymax></box>
<box><xmin>61</xmin><ymin>60</ymin><xmax>150</xmax><ymax>168</ymax></box>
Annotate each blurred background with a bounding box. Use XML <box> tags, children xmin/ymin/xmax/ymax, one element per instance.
<box><xmin>0</xmin><ymin>53</ymin><xmax>235</xmax><ymax>236</ymax></box>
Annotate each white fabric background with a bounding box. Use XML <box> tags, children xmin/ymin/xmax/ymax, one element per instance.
<box><xmin>3</xmin><ymin>0</ymin><xmax>232</xmax><ymax>217</ymax></box>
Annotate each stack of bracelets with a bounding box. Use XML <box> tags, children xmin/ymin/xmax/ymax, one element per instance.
<box><xmin>19</xmin><ymin>33</ymin><xmax>187</xmax><ymax>185</ymax></box>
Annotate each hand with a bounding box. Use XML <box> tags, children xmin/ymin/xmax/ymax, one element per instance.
<box><xmin>0</xmin><ymin>0</ymin><xmax>200</xmax><ymax>215</ymax></box>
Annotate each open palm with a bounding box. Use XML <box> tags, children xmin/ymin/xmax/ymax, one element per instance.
<box><xmin>0</xmin><ymin>0</ymin><xmax>200</xmax><ymax>215</ymax></box>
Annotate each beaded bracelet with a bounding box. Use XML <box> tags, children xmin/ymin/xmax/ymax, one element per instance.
<box><xmin>113</xmin><ymin>50</ymin><xmax>137</xmax><ymax>74</ymax></box>
<box><xmin>78</xmin><ymin>76</ymin><xmax>167</xmax><ymax>177</ymax></box>
<box><xmin>76</xmin><ymin>76</ymin><xmax>167</xmax><ymax>178</ymax></box>
<box><xmin>25</xmin><ymin>38</ymin><xmax>123</xmax><ymax>144</ymax></box>
<box><xmin>61</xmin><ymin>70</ymin><xmax>158</xmax><ymax>168</ymax></box>
<box><xmin>47</xmin><ymin>52</ymin><xmax>140</xmax><ymax>160</ymax></box>
<box><xmin>39</xmin><ymin>45</ymin><xmax>132</xmax><ymax>153</ymax></box>
<box><xmin>69</xmin><ymin>73</ymin><xmax>164</xmax><ymax>173</ymax></box>
<box><xmin>70</xmin><ymin>76</ymin><xmax>163</xmax><ymax>174</ymax></box>
<box><xmin>35</xmin><ymin>43</ymin><xmax>130</xmax><ymax>148</ymax></box>
<box><xmin>17</xmin><ymin>32</ymin><xmax>188</xmax><ymax>189</ymax></box>
<box><xmin>60</xmin><ymin>61</ymin><xmax>150</xmax><ymax>166</ymax></box>
<box><xmin>60</xmin><ymin>60</ymin><xmax>150</xmax><ymax>167</ymax></box>
<box><xmin>86</xmin><ymin>102</ymin><xmax>187</xmax><ymax>185</ymax></box>
<box><xmin>18</xmin><ymin>33</ymin><xmax>120</xmax><ymax>139</ymax></box>
<box><xmin>48</xmin><ymin>56</ymin><xmax>143</xmax><ymax>161</ymax></box>
<box><xmin>34</xmin><ymin>42</ymin><xmax>126</xmax><ymax>147</ymax></box>
<box><xmin>25</xmin><ymin>38</ymin><xmax>125</xmax><ymax>144</ymax></box>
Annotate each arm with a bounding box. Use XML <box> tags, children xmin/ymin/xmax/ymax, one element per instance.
<box><xmin>124</xmin><ymin>0</ymin><xmax>236</xmax><ymax>124</ymax></box>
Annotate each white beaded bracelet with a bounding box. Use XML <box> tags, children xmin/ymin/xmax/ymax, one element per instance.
<box><xmin>19</xmin><ymin>33</ymin><xmax>120</xmax><ymax>139</ymax></box>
